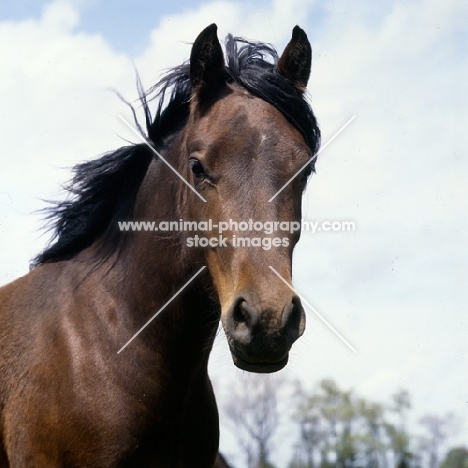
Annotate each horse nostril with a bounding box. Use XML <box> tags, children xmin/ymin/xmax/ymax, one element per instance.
<box><xmin>225</xmin><ymin>296</ymin><xmax>260</xmax><ymax>346</ymax></box>
<box><xmin>282</xmin><ymin>295</ymin><xmax>306</xmax><ymax>339</ymax></box>
<box><xmin>233</xmin><ymin>299</ymin><xmax>247</xmax><ymax>324</ymax></box>
<box><xmin>232</xmin><ymin>297</ymin><xmax>257</xmax><ymax>327</ymax></box>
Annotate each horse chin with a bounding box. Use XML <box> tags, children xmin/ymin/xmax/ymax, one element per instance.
<box><xmin>230</xmin><ymin>352</ymin><xmax>289</xmax><ymax>374</ymax></box>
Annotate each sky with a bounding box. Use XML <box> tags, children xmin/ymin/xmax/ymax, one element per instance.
<box><xmin>1</xmin><ymin>0</ymin><xmax>467</xmax><ymax>465</ymax></box>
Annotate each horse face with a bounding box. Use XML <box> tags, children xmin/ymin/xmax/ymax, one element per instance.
<box><xmin>185</xmin><ymin>24</ymin><xmax>315</xmax><ymax>373</ymax></box>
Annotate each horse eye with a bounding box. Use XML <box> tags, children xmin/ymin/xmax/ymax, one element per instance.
<box><xmin>189</xmin><ymin>159</ymin><xmax>206</xmax><ymax>178</ymax></box>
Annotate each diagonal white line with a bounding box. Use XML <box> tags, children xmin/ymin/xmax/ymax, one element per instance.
<box><xmin>269</xmin><ymin>266</ymin><xmax>357</xmax><ymax>354</ymax></box>
<box><xmin>117</xmin><ymin>266</ymin><xmax>206</xmax><ymax>354</ymax></box>
<box><xmin>118</xmin><ymin>115</ymin><xmax>207</xmax><ymax>202</ymax></box>
<box><xmin>268</xmin><ymin>115</ymin><xmax>356</xmax><ymax>202</ymax></box>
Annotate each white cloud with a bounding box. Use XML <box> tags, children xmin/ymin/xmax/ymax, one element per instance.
<box><xmin>132</xmin><ymin>0</ymin><xmax>316</xmax><ymax>83</ymax></box>
<box><xmin>288</xmin><ymin>0</ymin><xmax>468</xmax><ymax>454</ymax></box>
<box><xmin>0</xmin><ymin>0</ymin><xmax>135</xmax><ymax>272</ymax></box>
<box><xmin>41</xmin><ymin>0</ymin><xmax>80</xmax><ymax>31</ymax></box>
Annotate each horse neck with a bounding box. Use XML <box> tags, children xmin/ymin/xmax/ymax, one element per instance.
<box><xmin>93</xmin><ymin>140</ymin><xmax>218</xmax><ymax>364</ymax></box>
<box><xmin>119</xmin><ymin>141</ymin><xmax>195</xmax><ymax>295</ymax></box>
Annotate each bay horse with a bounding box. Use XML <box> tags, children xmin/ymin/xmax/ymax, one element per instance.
<box><xmin>0</xmin><ymin>24</ymin><xmax>320</xmax><ymax>467</ymax></box>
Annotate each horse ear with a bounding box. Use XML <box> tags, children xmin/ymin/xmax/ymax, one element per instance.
<box><xmin>190</xmin><ymin>24</ymin><xmax>225</xmax><ymax>95</ymax></box>
<box><xmin>277</xmin><ymin>26</ymin><xmax>312</xmax><ymax>91</ymax></box>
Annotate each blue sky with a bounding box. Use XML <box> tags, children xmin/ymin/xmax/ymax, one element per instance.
<box><xmin>3</xmin><ymin>0</ymin><xmax>208</xmax><ymax>54</ymax></box>
<box><xmin>1</xmin><ymin>0</ymin><xmax>329</xmax><ymax>55</ymax></box>
<box><xmin>1</xmin><ymin>0</ymin><xmax>467</xmax><ymax>465</ymax></box>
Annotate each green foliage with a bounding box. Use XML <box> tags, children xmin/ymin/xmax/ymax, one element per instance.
<box><xmin>288</xmin><ymin>380</ymin><xmax>457</xmax><ymax>468</ymax></box>
<box><xmin>223</xmin><ymin>377</ymin><xmax>461</xmax><ymax>468</ymax></box>
<box><xmin>440</xmin><ymin>447</ymin><xmax>468</xmax><ymax>468</ymax></box>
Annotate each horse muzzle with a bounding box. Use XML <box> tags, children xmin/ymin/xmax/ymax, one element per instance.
<box><xmin>223</xmin><ymin>294</ymin><xmax>305</xmax><ymax>373</ymax></box>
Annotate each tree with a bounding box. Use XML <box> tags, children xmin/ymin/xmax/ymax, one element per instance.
<box><xmin>386</xmin><ymin>390</ymin><xmax>413</xmax><ymax>468</ymax></box>
<box><xmin>292</xmin><ymin>380</ymin><xmax>360</xmax><ymax>468</ymax></box>
<box><xmin>219</xmin><ymin>374</ymin><xmax>465</xmax><ymax>468</ymax></box>
<box><xmin>358</xmin><ymin>399</ymin><xmax>388</xmax><ymax>468</ymax></box>
<box><xmin>391</xmin><ymin>390</ymin><xmax>411</xmax><ymax>429</ymax></box>
<box><xmin>419</xmin><ymin>413</ymin><xmax>456</xmax><ymax>468</ymax></box>
<box><xmin>289</xmin><ymin>382</ymin><xmax>425</xmax><ymax>468</ymax></box>
<box><xmin>223</xmin><ymin>375</ymin><xmax>282</xmax><ymax>468</ymax></box>
<box><xmin>291</xmin><ymin>382</ymin><xmax>328</xmax><ymax>468</ymax></box>
<box><xmin>440</xmin><ymin>447</ymin><xmax>468</xmax><ymax>468</ymax></box>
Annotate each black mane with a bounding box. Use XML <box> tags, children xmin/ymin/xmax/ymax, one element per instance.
<box><xmin>32</xmin><ymin>35</ymin><xmax>320</xmax><ymax>267</ymax></box>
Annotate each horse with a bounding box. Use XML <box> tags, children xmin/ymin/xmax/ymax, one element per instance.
<box><xmin>0</xmin><ymin>24</ymin><xmax>320</xmax><ymax>467</ymax></box>
<box><xmin>214</xmin><ymin>453</ymin><xmax>231</xmax><ymax>468</ymax></box>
